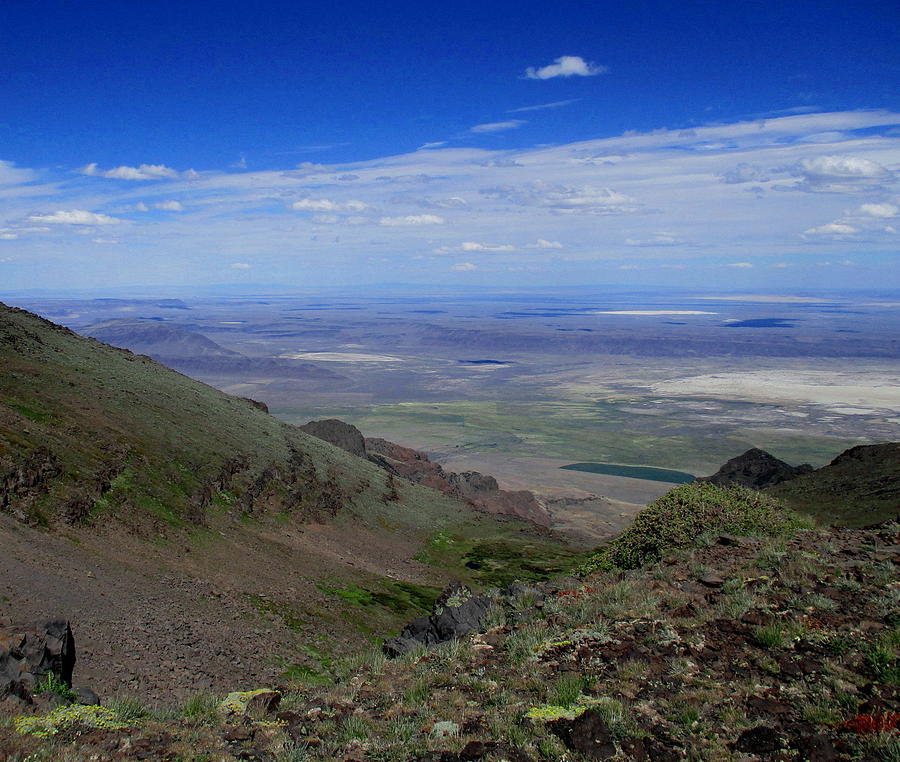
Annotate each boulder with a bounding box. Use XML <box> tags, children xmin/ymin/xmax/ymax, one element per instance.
<box><xmin>383</xmin><ymin>586</ymin><xmax>495</xmax><ymax>657</ymax></box>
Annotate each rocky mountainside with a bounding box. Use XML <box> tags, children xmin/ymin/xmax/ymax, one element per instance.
<box><xmin>0</xmin><ymin>302</ymin><xmax>573</xmax><ymax>699</ymax></box>
<box><xmin>2</xmin><ymin>482</ymin><xmax>897</xmax><ymax>761</ymax></box>
<box><xmin>696</xmin><ymin>447</ymin><xmax>813</xmax><ymax>489</ymax></box>
<box><xmin>299</xmin><ymin>419</ymin><xmax>552</xmax><ymax>527</ymax></box>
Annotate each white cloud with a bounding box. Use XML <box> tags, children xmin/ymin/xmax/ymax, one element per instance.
<box><xmin>524</xmin><ymin>55</ymin><xmax>607</xmax><ymax>80</ymax></box>
<box><xmin>451</xmin><ymin>262</ymin><xmax>477</xmax><ymax>271</ymax></box>
<box><xmin>153</xmin><ymin>200</ymin><xmax>183</xmax><ymax>211</ymax></box>
<box><xmin>81</xmin><ymin>162</ymin><xmax>188</xmax><ymax>181</ymax></box>
<box><xmin>91</xmin><ymin>237</ymin><xmax>118</xmax><ymax>244</ymax></box>
<box><xmin>470</xmin><ymin>120</ymin><xmax>526</xmax><ymax>134</ymax></box>
<box><xmin>727</xmin><ymin>262</ymin><xmax>754</xmax><ymax>268</ymax></box>
<box><xmin>803</xmin><ymin>222</ymin><xmax>859</xmax><ymax>236</ymax></box>
<box><xmin>291</xmin><ymin>198</ymin><xmax>369</xmax><ymax>212</ymax></box>
<box><xmin>230</xmin><ymin>262</ymin><xmax>251</xmax><ymax>269</ymax></box>
<box><xmin>28</xmin><ymin>209</ymin><xmax>121</xmax><ymax>225</ymax></box>
<box><xmin>625</xmin><ymin>233</ymin><xmax>684</xmax><ymax>247</ymax></box>
<box><xmin>794</xmin><ymin>155</ymin><xmax>894</xmax><ymax>192</ymax></box>
<box><xmin>508</xmin><ymin>99</ymin><xmax>578</xmax><ymax>113</ymax></box>
<box><xmin>135</xmin><ymin>202</ymin><xmax>149</xmax><ymax>211</ymax></box>
<box><xmin>480</xmin><ymin>183</ymin><xmax>640</xmax><ymax>214</ymax></box>
<box><xmin>379</xmin><ymin>214</ymin><xmax>445</xmax><ymax>226</ymax></box>
<box><xmin>858</xmin><ymin>202</ymin><xmax>898</xmax><ymax>218</ymax></box>
<box><xmin>528</xmin><ymin>239</ymin><xmax>563</xmax><ymax>249</ymax></box>
<box><xmin>461</xmin><ymin>241</ymin><xmax>515</xmax><ymax>252</ymax></box>
<box><xmin>419</xmin><ymin>141</ymin><xmax>448</xmax><ymax>150</ymax></box>
<box><xmin>0</xmin><ymin>232</ymin><xmax>18</xmax><ymax>240</ymax></box>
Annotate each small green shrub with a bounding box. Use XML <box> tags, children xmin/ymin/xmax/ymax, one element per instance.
<box><xmin>581</xmin><ymin>483</ymin><xmax>806</xmax><ymax>573</ymax></box>
<box><xmin>32</xmin><ymin>672</ymin><xmax>76</xmax><ymax>703</ymax></box>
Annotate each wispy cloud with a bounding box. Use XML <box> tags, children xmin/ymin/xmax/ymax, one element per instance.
<box><xmin>470</xmin><ymin>120</ymin><xmax>526</xmax><ymax>134</ymax></box>
<box><xmin>803</xmin><ymin>222</ymin><xmax>859</xmax><ymax>237</ymax></box>
<box><xmin>524</xmin><ymin>55</ymin><xmax>606</xmax><ymax>80</ymax></box>
<box><xmin>451</xmin><ymin>262</ymin><xmax>477</xmax><ymax>271</ymax></box>
<box><xmin>507</xmin><ymin>99</ymin><xmax>579</xmax><ymax>114</ymax></box>
<box><xmin>154</xmin><ymin>200</ymin><xmax>184</xmax><ymax>211</ymax></box>
<box><xmin>3</xmin><ymin>109</ymin><xmax>899</xmax><ymax>290</ymax></box>
<box><xmin>28</xmin><ymin>209</ymin><xmax>121</xmax><ymax>225</ymax></box>
<box><xmin>291</xmin><ymin>198</ymin><xmax>369</xmax><ymax>212</ymax></box>
<box><xmin>81</xmin><ymin>162</ymin><xmax>197</xmax><ymax>181</ymax></box>
<box><xmin>379</xmin><ymin>214</ymin><xmax>445</xmax><ymax>226</ymax></box>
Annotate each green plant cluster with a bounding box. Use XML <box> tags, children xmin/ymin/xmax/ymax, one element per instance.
<box><xmin>32</xmin><ymin>672</ymin><xmax>77</xmax><ymax>703</ymax></box>
<box><xmin>581</xmin><ymin>482</ymin><xmax>809</xmax><ymax>573</ymax></box>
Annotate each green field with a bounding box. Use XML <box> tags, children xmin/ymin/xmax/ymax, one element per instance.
<box><xmin>276</xmin><ymin>398</ymin><xmax>855</xmax><ymax>476</ymax></box>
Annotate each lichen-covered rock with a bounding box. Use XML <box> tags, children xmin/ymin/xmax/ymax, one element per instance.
<box><xmin>219</xmin><ymin>689</ymin><xmax>280</xmax><ymax>718</ymax></box>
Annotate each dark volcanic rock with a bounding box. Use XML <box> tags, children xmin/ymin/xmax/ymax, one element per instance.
<box><xmin>733</xmin><ymin>725</ymin><xmax>786</xmax><ymax>754</ymax></box>
<box><xmin>383</xmin><ymin>586</ymin><xmax>494</xmax><ymax>657</ymax></box>
<box><xmin>548</xmin><ymin>709</ymin><xmax>620</xmax><ymax>760</ymax></box>
<box><xmin>697</xmin><ymin>448</ymin><xmax>812</xmax><ymax>489</ymax></box>
<box><xmin>300</xmin><ymin>418</ymin><xmax>367</xmax><ymax>459</ymax></box>
<box><xmin>0</xmin><ymin>619</ymin><xmax>76</xmax><ymax>701</ymax></box>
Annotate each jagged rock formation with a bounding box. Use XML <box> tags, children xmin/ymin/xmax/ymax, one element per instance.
<box><xmin>696</xmin><ymin>447</ymin><xmax>813</xmax><ymax>489</ymax></box>
<box><xmin>365</xmin><ymin>437</ymin><xmax>551</xmax><ymax>526</ymax></box>
<box><xmin>0</xmin><ymin>620</ymin><xmax>75</xmax><ymax>705</ymax></box>
<box><xmin>299</xmin><ymin>422</ymin><xmax>552</xmax><ymax>526</ymax></box>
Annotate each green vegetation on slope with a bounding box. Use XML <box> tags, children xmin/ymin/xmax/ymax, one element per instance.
<box><xmin>767</xmin><ymin>442</ymin><xmax>900</xmax><ymax>527</ymax></box>
<box><xmin>581</xmin><ymin>482</ymin><xmax>811</xmax><ymax>573</ymax></box>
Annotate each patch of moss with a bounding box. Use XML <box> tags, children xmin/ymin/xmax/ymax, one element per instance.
<box><xmin>318</xmin><ymin>580</ymin><xmax>438</xmax><ymax>615</ymax></box>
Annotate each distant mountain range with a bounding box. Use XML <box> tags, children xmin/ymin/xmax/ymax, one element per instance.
<box><xmin>81</xmin><ymin>318</ymin><xmax>345</xmax><ymax>381</ymax></box>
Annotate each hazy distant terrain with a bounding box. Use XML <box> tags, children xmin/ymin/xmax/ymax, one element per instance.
<box><xmin>9</xmin><ymin>288</ymin><xmax>899</xmax><ymax>530</ymax></box>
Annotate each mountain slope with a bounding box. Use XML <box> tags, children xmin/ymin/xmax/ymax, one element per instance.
<box><xmin>767</xmin><ymin>442</ymin><xmax>900</xmax><ymax>526</ymax></box>
<box><xmin>0</xmin><ymin>302</ymin><xmax>575</xmax><ymax>698</ymax></box>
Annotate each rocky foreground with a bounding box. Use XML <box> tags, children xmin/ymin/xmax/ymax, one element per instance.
<box><xmin>1</xmin><ymin>484</ymin><xmax>897</xmax><ymax>761</ymax></box>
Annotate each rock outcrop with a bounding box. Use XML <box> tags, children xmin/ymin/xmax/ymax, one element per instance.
<box><xmin>365</xmin><ymin>437</ymin><xmax>552</xmax><ymax>527</ymax></box>
<box><xmin>696</xmin><ymin>447</ymin><xmax>812</xmax><ymax>489</ymax></box>
<box><xmin>298</xmin><ymin>420</ymin><xmax>553</xmax><ymax>526</ymax></box>
<box><xmin>0</xmin><ymin>620</ymin><xmax>75</xmax><ymax>704</ymax></box>
<box><xmin>299</xmin><ymin>418</ymin><xmax>368</xmax><ymax>459</ymax></box>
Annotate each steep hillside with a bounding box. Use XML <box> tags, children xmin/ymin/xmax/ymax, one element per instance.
<box><xmin>0</xmin><ymin>302</ymin><xmax>575</xmax><ymax>698</ymax></box>
<box><xmin>3</xmin><ymin>484</ymin><xmax>897</xmax><ymax>761</ymax></box>
<box><xmin>768</xmin><ymin>442</ymin><xmax>900</xmax><ymax>527</ymax></box>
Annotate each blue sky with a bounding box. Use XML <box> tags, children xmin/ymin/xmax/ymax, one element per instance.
<box><xmin>1</xmin><ymin>0</ymin><xmax>898</xmax><ymax>292</ymax></box>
